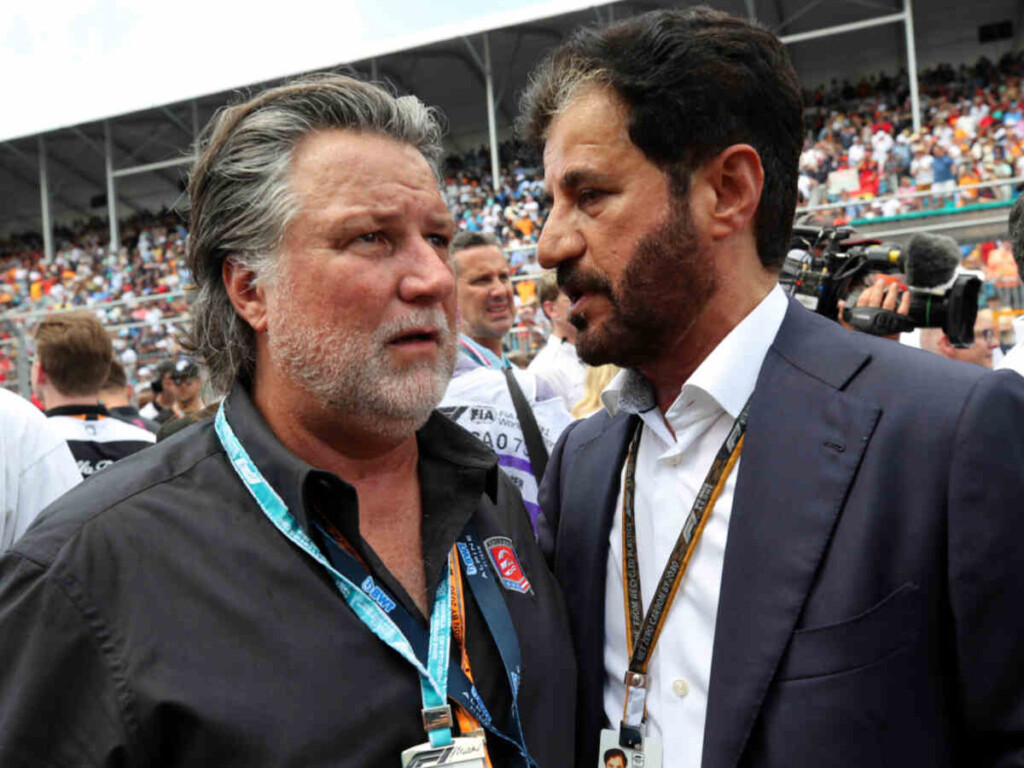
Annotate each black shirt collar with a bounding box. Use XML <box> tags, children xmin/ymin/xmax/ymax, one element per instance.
<box><xmin>220</xmin><ymin>380</ymin><xmax>500</xmax><ymax>620</ymax></box>
<box><xmin>45</xmin><ymin>403</ymin><xmax>110</xmax><ymax>420</ymax></box>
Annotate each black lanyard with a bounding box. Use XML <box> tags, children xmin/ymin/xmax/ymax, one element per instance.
<box><xmin>317</xmin><ymin>520</ymin><xmax>536</xmax><ymax>766</ymax></box>
<box><xmin>618</xmin><ymin>398</ymin><xmax>751</xmax><ymax>749</ymax></box>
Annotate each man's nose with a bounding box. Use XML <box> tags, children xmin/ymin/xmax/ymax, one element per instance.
<box><xmin>400</xmin><ymin>239</ymin><xmax>454</xmax><ymax>303</ymax></box>
<box><xmin>537</xmin><ymin>207</ymin><xmax>583</xmax><ymax>270</ymax></box>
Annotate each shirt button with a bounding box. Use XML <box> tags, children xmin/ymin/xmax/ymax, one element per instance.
<box><xmin>672</xmin><ymin>678</ymin><xmax>690</xmax><ymax>698</ymax></box>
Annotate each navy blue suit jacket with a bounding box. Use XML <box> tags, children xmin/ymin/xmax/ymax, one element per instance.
<box><xmin>539</xmin><ymin>299</ymin><xmax>1024</xmax><ymax>768</ymax></box>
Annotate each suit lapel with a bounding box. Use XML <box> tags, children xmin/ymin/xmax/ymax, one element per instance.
<box><xmin>556</xmin><ymin>411</ymin><xmax>637</xmax><ymax>766</ymax></box>
<box><xmin>702</xmin><ymin>303</ymin><xmax>882</xmax><ymax>768</ymax></box>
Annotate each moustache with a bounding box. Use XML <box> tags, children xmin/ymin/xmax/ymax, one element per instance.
<box><xmin>376</xmin><ymin>308</ymin><xmax>452</xmax><ymax>344</ymax></box>
<box><xmin>556</xmin><ymin>262</ymin><xmax>614</xmax><ymax>302</ymax></box>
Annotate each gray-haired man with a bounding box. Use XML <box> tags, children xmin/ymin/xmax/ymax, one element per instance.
<box><xmin>0</xmin><ymin>75</ymin><xmax>574</xmax><ymax>767</ymax></box>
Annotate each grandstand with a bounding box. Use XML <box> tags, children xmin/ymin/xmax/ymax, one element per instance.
<box><xmin>2</xmin><ymin>0</ymin><xmax>1023</xmax><ymax>393</ymax></box>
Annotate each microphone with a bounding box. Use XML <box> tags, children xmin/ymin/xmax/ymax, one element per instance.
<box><xmin>905</xmin><ymin>232</ymin><xmax>961</xmax><ymax>289</ymax></box>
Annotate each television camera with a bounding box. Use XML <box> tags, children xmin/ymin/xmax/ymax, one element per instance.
<box><xmin>780</xmin><ymin>225</ymin><xmax>981</xmax><ymax>347</ymax></box>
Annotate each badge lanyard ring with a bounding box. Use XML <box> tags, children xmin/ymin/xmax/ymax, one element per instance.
<box><xmin>619</xmin><ymin>400</ymin><xmax>750</xmax><ymax>751</ymax></box>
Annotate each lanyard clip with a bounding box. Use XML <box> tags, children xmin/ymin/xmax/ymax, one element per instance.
<box><xmin>620</xmin><ymin>723</ymin><xmax>644</xmax><ymax>751</ymax></box>
<box><xmin>422</xmin><ymin>704</ymin><xmax>454</xmax><ymax>733</ymax></box>
<box><xmin>620</xmin><ymin>670</ymin><xmax>647</xmax><ymax>750</ymax></box>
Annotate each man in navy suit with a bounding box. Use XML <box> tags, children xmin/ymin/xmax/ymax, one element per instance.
<box><xmin>521</xmin><ymin>7</ymin><xmax>1024</xmax><ymax>767</ymax></box>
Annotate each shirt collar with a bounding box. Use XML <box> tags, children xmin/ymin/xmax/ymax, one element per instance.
<box><xmin>220</xmin><ymin>380</ymin><xmax>499</xmax><ymax>539</ymax></box>
<box><xmin>1013</xmin><ymin>314</ymin><xmax>1024</xmax><ymax>339</ymax></box>
<box><xmin>602</xmin><ymin>283</ymin><xmax>789</xmax><ymax>423</ymax></box>
<box><xmin>45</xmin><ymin>403</ymin><xmax>110</xmax><ymax>420</ymax></box>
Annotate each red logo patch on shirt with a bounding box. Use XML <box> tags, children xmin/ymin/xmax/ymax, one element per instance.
<box><xmin>484</xmin><ymin>536</ymin><xmax>532</xmax><ymax>594</ymax></box>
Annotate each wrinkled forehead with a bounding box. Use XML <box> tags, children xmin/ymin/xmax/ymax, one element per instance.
<box><xmin>455</xmin><ymin>246</ymin><xmax>507</xmax><ymax>277</ymax></box>
<box><xmin>542</xmin><ymin>87</ymin><xmax>634</xmax><ymax>189</ymax></box>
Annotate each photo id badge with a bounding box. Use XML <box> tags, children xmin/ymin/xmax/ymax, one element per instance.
<box><xmin>400</xmin><ymin>735</ymin><xmax>487</xmax><ymax>767</ymax></box>
<box><xmin>597</xmin><ymin>728</ymin><xmax>663</xmax><ymax>768</ymax></box>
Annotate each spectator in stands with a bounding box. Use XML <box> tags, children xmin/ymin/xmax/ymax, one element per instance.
<box><xmin>920</xmin><ymin>308</ymin><xmax>999</xmax><ymax>368</ymax></box>
<box><xmin>31</xmin><ymin>312</ymin><xmax>155</xmax><ymax>477</ymax></box>
<box><xmin>528</xmin><ymin>272</ymin><xmax>587</xmax><ymax>411</ymax></box>
<box><xmin>100</xmin><ymin>360</ymin><xmax>159</xmax><ymax>433</ymax></box>
<box><xmin>451</xmin><ymin>231</ymin><xmax>517</xmax><ymax>367</ymax></box>
<box><xmin>0</xmin><ymin>387</ymin><xmax>80</xmax><ymax>549</ymax></box>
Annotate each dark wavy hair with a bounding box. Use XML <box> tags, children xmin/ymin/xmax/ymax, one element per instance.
<box><xmin>519</xmin><ymin>6</ymin><xmax>803</xmax><ymax>271</ymax></box>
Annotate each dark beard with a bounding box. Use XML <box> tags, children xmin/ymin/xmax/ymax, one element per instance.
<box><xmin>558</xmin><ymin>196</ymin><xmax>717</xmax><ymax>368</ymax></box>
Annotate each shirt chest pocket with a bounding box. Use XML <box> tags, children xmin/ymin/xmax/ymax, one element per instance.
<box><xmin>774</xmin><ymin>582</ymin><xmax>921</xmax><ymax>681</ymax></box>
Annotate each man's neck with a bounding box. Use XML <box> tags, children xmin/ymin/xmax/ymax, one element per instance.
<box><xmin>178</xmin><ymin>397</ymin><xmax>203</xmax><ymax>415</ymax></box>
<box><xmin>44</xmin><ymin>391</ymin><xmax>101</xmax><ymax>411</ymax></box>
<box><xmin>99</xmin><ymin>390</ymin><xmax>129</xmax><ymax>409</ymax></box>
<box><xmin>640</xmin><ymin>279</ymin><xmax>776</xmax><ymax>414</ymax></box>
<box><xmin>469</xmin><ymin>333</ymin><xmax>503</xmax><ymax>357</ymax></box>
<box><xmin>251</xmin><ymin>372</ymin><xmax>429</xmax><ymax>613</ymax></box>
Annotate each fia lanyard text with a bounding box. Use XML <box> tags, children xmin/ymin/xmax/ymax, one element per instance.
<box><xmin>619</xmin><ymin>399</ymin><xmax>750</xmax><ymax>750</ymax></box>
<box><xmin>214</xmin><ymin>404</ymin><xmax>536</xmax><ymax>765</ymax></box>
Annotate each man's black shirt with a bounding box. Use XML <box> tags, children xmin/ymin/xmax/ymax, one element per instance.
<box><xmin>0</xmin><ymin>383</ymin><xmax>575</xmax><ymax>766</ymax></box>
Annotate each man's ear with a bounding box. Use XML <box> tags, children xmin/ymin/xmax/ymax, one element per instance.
<box><xmin>541</xmin><ymin>299</ymin><xmax>557</xmax><ymax>322</ymax></box>
<box><xmin>223</xmin><ymin>257</ymin><xmax>269</xmax><ymax>333</ymax></box>
<box><xmin>937</xmin><ymin>334</ymin><xmax>958</xmax><ymax>360</ymax></box>
<box><xmin>694</xmin><ymin>144</ymin><xmax>764</xmax><ymax>243</ymax></box>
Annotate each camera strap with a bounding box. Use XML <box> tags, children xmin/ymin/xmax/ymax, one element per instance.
<box><xmin>618</xmin><ymin>397</ymin><xmax>750</xmax><ymax>750</ymax></box>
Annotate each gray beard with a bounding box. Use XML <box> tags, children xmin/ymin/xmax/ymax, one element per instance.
<box><xmin>268</xmin><ymin>304</ymin><xmax>456</xmax><ymax>441</ymax></box>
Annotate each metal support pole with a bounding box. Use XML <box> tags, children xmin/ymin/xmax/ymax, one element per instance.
<box><xmin>37</xmin><ymin>136</ymin><xmax>54</xmax><ymax>262</ymax></box>
<box><xmin>483</xmin><ymin>33</ymin><xmax>500</xmax><ymax>194</ymax></box>
<box><xmin>14</xmin><ymin>323</ymin><xmax>30</xmax><ymax>398</ymax></box>
<box><xmin>191</xmin><ymin>100</ymin><xmax>200</xmax><ymax>156</ymax></box>
<box><xmin>745</xmin><ymin>0</ymin><xmax>757</xmax><ymax>21</ymax></box>
<box><xmin>903</xmin><ymin>0</ymin><xmax>922</xmax><ymax>134</ymax></box>
<box><xmin>371</xmin><ymin>58</ymin><xmax>379</xmax><ymax>82</ymax></box>
<box><xmin>104</xmin><ymin>121</ymin><xmax>120</xmax><ymax>256</ymax></box>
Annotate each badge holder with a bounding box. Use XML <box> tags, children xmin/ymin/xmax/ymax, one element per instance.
<box><xmin>401</xmin><ymin>705</ymin><xmax>487</xmax><ymax>768</ymax></box>
<box><xmin>596</xmin><ymin>671</ymin><xmax>663</xmax><ymax>768</ymax></box>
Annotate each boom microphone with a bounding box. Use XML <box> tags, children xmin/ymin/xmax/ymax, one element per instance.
<box><xmin>905</xmin><ymin>232</ymin><xmax>961</xmax><ymax>289</ymax></box>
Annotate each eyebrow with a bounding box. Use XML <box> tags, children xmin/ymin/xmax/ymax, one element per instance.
<box><xmin>333</xmin><ymin>207</ymin><xmax>454</xmax><ymax>231</ymax></box>
<box><xmin>558</xmin><ymin>167</ymin><xmax>614</xmax><ymax>191</ymax></box>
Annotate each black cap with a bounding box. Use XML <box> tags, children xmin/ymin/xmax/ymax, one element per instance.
<box><xmin>171</xmin><ymin>358</ymin><xmax>200</xmax><ymax>381</ymax></box>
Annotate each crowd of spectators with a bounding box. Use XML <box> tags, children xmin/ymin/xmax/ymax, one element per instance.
<box><xmin>798</xmin><ymin>51</ymin><xmax>1024</xmax><ymax>223</ymax></box>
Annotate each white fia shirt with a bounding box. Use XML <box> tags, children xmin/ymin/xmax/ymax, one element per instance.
<box><xmin>601</xmin><ymin>285</ymin><xmax>788</xmax><ymax>768</ymax></box>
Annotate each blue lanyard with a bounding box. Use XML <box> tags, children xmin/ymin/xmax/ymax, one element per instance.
<box><xmin>458</xmin><ymin>333</ymin><xmax>511</xmax><ymax>369</ymax></box>
<box><xmin>214</xmin><ymin>403</ymin><xmax>536</xmax><ymax>765</ymax></box>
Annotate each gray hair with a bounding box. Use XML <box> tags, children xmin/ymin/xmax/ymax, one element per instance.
<box><xmin>184</xmin><ymin>73</ymin><xmax>446</xmax><ymax>394</ymax></box>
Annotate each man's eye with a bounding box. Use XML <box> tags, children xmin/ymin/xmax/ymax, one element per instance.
<box><xmin>577</xmin><ymin>189</ymin><xmax>604</xmax><ymax>206</ymax></box>
<box><xmin>426</xmin><ymin>233</ymin><xmax>450</xmax><ymax>248</ymax></box>
<box><xmin>356</xmin><ymin>232</ymin><xmax>381</xmax><ymax>243</ymax></box>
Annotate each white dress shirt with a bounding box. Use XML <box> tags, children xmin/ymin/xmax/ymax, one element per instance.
<box><xmin>527</xmin><ymin>335</ymin><xmax>588</xmax><ymax>411</ymax></box>
<box><xmin>601</xmin><ymin>285</ymin><xmax>789</xmax><ymax>768</ymax></box>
